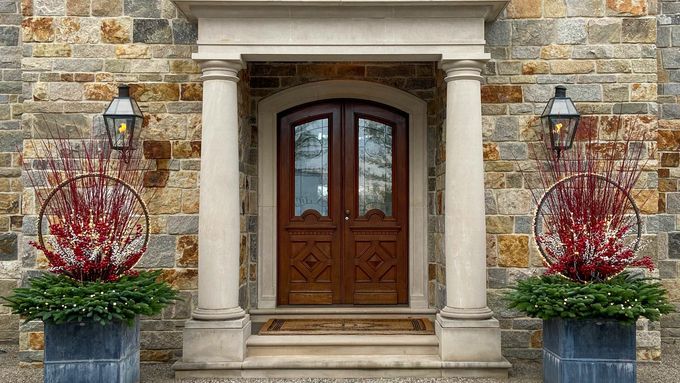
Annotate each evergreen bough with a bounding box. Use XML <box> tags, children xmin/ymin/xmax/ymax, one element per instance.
<box><xmin>506</xmin><ymin>272</ymin><xmax>674</xmax><ymax>323</ymax></box>
<box><xmin>3</xmin><ymin>270</ymin><xmax>178</xmax><ymax>326</ymax></box>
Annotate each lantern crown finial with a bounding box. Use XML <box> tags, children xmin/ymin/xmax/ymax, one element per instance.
<box><xmin>554</xmin><ymin>85</ymin><xmax>567</xmax><ymax>98</ymax></box>
<box><xmin>118</xmin><ymin>84</ymin><xmax>130</xmax><ymax>97</ymax></box>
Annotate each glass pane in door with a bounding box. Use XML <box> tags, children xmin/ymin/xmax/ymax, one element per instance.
<box><xmin>294</xmin><ymin>118</ymin><xmax>329</xmax><ymax>216</ymax></box>
<box><xmin>357</xmin><ymin>118</ymin><xmax>393</xmax><ymax>216</ymax></box>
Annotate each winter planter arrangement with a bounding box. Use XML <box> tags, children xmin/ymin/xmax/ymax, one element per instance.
<box><xmin>3</xmin><ymin>135</ymin><xmax>177</xmax><ymax>383</ymax></box>
<box><xmin>507</xmin><ymin>108</ymin><xmax>673</xmax><ymax>383</ymax></box>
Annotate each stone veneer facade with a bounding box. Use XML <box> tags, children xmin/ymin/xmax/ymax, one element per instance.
<box><xmin>0</xmin><ymin>0</ymin><xmax>677</xmax><ymax>373</ymax></box>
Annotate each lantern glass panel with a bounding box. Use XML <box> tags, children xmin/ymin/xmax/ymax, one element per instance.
<box><xmin>131</xmin><ymin>115</ymin><xmax>143</xmax><ymax>144</ymax></box>
<box><xmin>548</xmin><ymin>98</ymin><xmax>578</xmax><ymax>116</ymax></box>
<box><xmin>105</xmin><ymin>116</ymin><xmax>135</xmax><ymax>150</ymax></box>
<box><xmin>104</xmin><ymin>96</ymin><xmax>143</xmax><ymax>117</ymax></box>
<box><xmin>546</xmin><ymin>116</ymin><xmax>579</xmax><ymax>150</ymax></box>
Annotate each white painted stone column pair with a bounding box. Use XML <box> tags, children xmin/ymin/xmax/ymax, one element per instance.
<box><xmin>436</xmin><ymin>60</ymin><xmax>505</xmax><ymax>365</ymax></box>
<box><xmin>181</xmin><ymin>60</ymin><xmax>251</xmax><ymax>364</ymax></box>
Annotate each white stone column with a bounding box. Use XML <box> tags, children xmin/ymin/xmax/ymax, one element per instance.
<box><xmin>436</xmin><ymin>60</ymin><xmax>506</xmax><ymax>366</ymax></box>
<box><xmin>440</xmin><ymin>60</ymin><xmax>493</xmax><ymax>320</ymax></box>
<box><xmin>181</xmin><ymin>60</ymin><xmax>251</xmax><ymax>364</ymax></box>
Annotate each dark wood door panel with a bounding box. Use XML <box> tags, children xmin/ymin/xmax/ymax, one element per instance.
<box><xmin>343</xmin><ymin>103</ymin><xmax>409</xmax><ymax>305</ymax></box>
<box><xmin>346</xmin><ymin>216</ymin><xmax>408</xmax><ymax>304</ymax></box>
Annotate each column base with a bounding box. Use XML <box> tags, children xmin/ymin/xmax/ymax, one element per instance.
<box><xmin>182</xmin><ymin>316</ymin><xmax>251</xmax><ymax>363</ymax></box>
<box><xmin>436</xmin><ymin>314</ymin><xmax>504</xmax><ymax>363</ymax></box>
<box><xmin>439</xmin><ymin>306</ymin><xmax>494</xmax><ymax>320</ymax></box>
<box><xmin>193</xmin><ymin>306</ymin><xmax>247</xmax><ymax>320</ymax></box>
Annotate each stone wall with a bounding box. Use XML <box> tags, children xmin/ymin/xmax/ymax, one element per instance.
<box><xmin>658</xmin><ymin>0</ymin><xmax>680</xmax><ymax>345</ymax></box>
<box><xmin>15</xmin><ymin>0</ymin><xmax>201</xmax><ymax>364</ymax></box>
<box><xmin>0</xmin><ymin>0</ymin><xmax>677</xmax><ymax>372</ymax></box>
<box><xmin>0</xmin><ymin>0</ymin><xmax>22</xmax><ymax>342</ymax></box>
<box><xmin>482</xmin><ymin>0</ymin><xmax>669</xmax><ymax>370</ymax></box>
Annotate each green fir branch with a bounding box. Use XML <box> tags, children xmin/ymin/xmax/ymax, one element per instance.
<box><xmin>2</xmin><ymin>270</ymin><xmax>179</xmax><ymax>326</ymax></box>
<box><xmin>505</xmin><ymin>272</ymin><xmax>674</xmax><ymax>323</ymax></box>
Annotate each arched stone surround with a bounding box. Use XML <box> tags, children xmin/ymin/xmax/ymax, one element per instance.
<box><xmin>256</xmin><ymin>80</ymin><xmax>429</xmax><ymax>310</ymax></box>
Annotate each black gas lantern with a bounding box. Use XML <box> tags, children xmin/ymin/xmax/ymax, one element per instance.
<box><xmin>541</xmin><ymin>85</ymin><xmax>580</xmax><ymax>158</ymax></box>
<box><xmin>103</xmin><ymin>84</ymin><xmax>143</xmax><ymax>157</ymax></box>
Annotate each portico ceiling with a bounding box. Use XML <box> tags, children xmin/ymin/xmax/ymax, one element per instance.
<box><xmin>171</xmin><ymin>0</ymin><xmax>509</xmax><ymax>62</ymax></box>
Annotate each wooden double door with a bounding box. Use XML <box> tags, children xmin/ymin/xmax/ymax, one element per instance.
<box><xmin>277</xmin><ymin>100</ymin><xmax>409</xmax><ymax>305</ymax></box>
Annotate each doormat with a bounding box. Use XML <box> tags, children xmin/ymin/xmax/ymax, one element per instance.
<box><xmin>259</xmin><ymin>318</ymin><xmax>435</xmax><ymax>335</ymax></box>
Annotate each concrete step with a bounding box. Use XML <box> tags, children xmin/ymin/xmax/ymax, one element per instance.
<box><xmin>246</xmin><ymin>334</ymin><xmax>439</xmax><ymax>356</ymax></box>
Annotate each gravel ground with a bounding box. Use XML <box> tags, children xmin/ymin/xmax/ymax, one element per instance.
<box><xmin>2</xmin><ymin>342</ymin><xmax>679</xmax><ymax>383</ymax></box>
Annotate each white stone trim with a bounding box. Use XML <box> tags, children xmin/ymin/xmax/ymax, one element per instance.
<box><xmin>172</xmin><ymin>0</ymin><xmax>499</xmax><ymax>63</ymax></box>
<box><xmin>257</xmin><ymin>80</ymin><xmax>429</xmax><ymax>309</ymax></box>
<box><xmin>173</xmin><ymin>0</ymin><xmax>509</xmax><ymax>22</ymax></box>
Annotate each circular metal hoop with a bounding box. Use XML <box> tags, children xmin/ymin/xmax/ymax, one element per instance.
<box><xmin>533</xmin><ymin>173</ymin><xmax>642</xmax><ymax>266</ymax></box>
<box><xmin>37</xmin><ymin>173</ymin><xmax>150</xmax><ymax>253</ymax></box>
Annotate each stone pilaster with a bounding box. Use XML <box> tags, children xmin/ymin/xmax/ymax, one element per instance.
<box><xmin>436</xmin><ymin>60</ymin><xmax>505</xmax><ymax>364</ymax></box>
<box><xmin>180</xmin><ymin>60</ymin><xmax>250</xmax><ymax>363</ymax></box>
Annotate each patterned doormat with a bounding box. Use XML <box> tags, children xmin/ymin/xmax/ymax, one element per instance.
<box><xmin>259</xmin><ymin>318</ymin><xmax>435</xmax><ymax>335</ymax></box>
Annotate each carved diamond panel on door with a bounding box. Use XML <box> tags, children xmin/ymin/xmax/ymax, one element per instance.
<box><xmin>278</xmin><ymin>100</ymin><xmax>408</xmax><ymax>305</ymax></box>
<box><xmin>354</xmin><ymin>236</ymin><xmax>400</xmax><ymax>303</ymax></box>
<box><xmin>286</xmin><ymin>223</ymin><xmax>337</xmax><ymax>304</ymax></box>
<box><xmin>290</xmin><ymin>240</ymin><xmax>332</xmax><ymax>283</ymax></box>
<box><xmin>347</xmin><ymin>213</ymin><xmax>406</xmax><ymax>305</ymax></box>
<box><xmin>356</xmin><ymin>238</ymin><xmax>398</xmax><ymax>283</ymax></box>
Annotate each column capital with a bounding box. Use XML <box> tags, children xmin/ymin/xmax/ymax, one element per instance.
<box><xmin>440</xmin><ymin>59</ymin><xmax>486</xmax><ymax>82</ymax></box>
<box><xmin>199</xmin><ymin>59</ymin><xmax>243</xmax><ymax>82</ymax></box>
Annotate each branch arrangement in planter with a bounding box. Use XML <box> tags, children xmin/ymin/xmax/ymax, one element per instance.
<box><xmin>3</xmin><ymin>131</ymin><xmax>178</xmax><ymax>383</ymax></box>
<box><xmin>508</xmin><ymin>113</ymin><xmax>673</xmax><ymax>383</ymax></box>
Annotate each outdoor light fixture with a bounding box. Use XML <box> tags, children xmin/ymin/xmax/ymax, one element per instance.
<box><xmin>540</xmin><ymin>85</ymin><xmax>580</xmax><ymax>159</ymax></box>
<box><xmin>103</xmin><ymin>84</ymin><xmax>143</xmax><ymax>159</ymax></box>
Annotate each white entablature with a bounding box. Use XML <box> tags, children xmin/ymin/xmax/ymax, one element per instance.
<box><xmin>172</xmin><ymin>0</ymin><xmax>508</xmax><ymax>62</ymax></box>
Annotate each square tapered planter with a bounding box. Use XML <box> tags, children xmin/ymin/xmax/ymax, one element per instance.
<box><xmin>44</xmin><ymin>317</ymin><xmax>140</xmax><ymax>383</ymax></box>
<box><xmin>543</xmin><ymin>317</ymin><xmax>636</xmax><ymax>383</ymax></box>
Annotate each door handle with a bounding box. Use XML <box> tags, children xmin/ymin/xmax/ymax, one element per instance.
<box><xmin>344</xmin><ymin>209</ymin><xmax>350</xmax><ymax>221</ymax></box>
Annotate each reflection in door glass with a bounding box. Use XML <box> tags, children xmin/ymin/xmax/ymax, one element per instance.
<box><xmin>358</xmin><ymin>118</ymin><xmax>393</xmax><ymax>216</ymax></box>
<box><xmin>294</xmin><ymin>118</ymin><xmax>329</xmax><ymax>216</ymax></box>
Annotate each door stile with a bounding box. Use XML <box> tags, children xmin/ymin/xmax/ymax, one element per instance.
<box><xmin>341</xmin><ymin>103</ymin><xmax>356</xmax><ymax>304</ymax></box>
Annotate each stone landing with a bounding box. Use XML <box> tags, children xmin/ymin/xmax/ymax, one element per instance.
<box><xmin>173</xmin><ymin>332</ymin><xmax>511</xmax><ymax>379</ymax></box>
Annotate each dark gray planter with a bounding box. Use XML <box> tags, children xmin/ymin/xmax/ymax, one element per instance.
<box><xmin>543</xmin><ymin>317</ymin><xmax>636</xmax><ymax>383</ymax></box>
<box><xmin>44</xmin><ymin>317</ymin><xmax>140</xmax><ymax>383</ymax></box>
